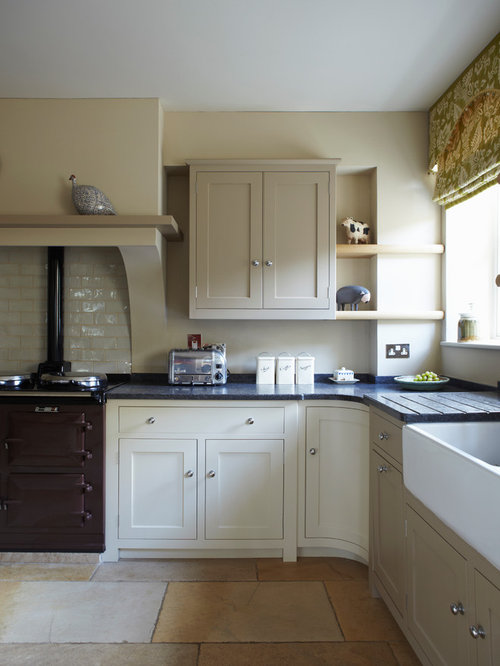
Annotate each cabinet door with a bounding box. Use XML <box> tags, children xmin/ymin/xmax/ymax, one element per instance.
<box><xmin>406</xmin><ymin>506</ymin><xmax>469</xmax><ymax>666</ymax></box>
<box><xmin>118</xmin><ymin>439</ymin><xmax>197</xmax><ymax>539</ymax></box>
<box><xmin>305</xmin><ymin>406</ymin><xmax>368</xmax><ymax>549</ymax></box>
<box><xmin>263</xmin><ymin>172</ymin><xmax>331</xmax><ymax>310</ymax></box>
<box><xmin>205</xmin><ymin>439</ymin><xmax>283</xmax><ymax>540</ymax></box>
<box><xmin>371</xmin><ymin>449</ymin><xmax>405</xmax><ymax>615</ymax></box>
<box><xmin>474</xmin><ymin>570</ymin><xmax>500</xmax><ymax>665</ymax></box>
<box><xmin>195</xmin><ymin>171</ymin><xmax>263</xmax><ymax>309</ymax></box>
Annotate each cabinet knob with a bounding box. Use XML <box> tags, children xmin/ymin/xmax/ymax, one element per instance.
<box><xmin>251</xmin><ymin>260</ymin><xmax>260</xmax><ymax>267</ymax></box>
<box><xmin>309</xmin><ymin>448</ymin><xmax>317</xmax><ymax>455</ymax></box>
<box><xmin>450</xmin><ymin>601</ymin><xmax>465</xmax><ymax>616</ymax></box>
<box><xmin>377</xmin><ymin>465</ymin><xmax>389</xmax><ymax>473</ymax></box>
<box><xmin>470</xmin><ymin>624</ymin><xmax>486</xmax><ymax>639</ymax></box>
<box><xmin>265</xmin><ymin>260</ymin><xmax>273</xmax><ymax>267</ymax></box>
<box><xmin>246</xmin><ymin>418</ymin><xmax>255</xmax><ymax>425</ymax></box>
<box><xmin>378</xmin><ymin>432</ymin><xmax>390</xmax><ymax>440</ymax></box>
<box><xmin>147</xmin><ymin>417</ymin><xmax>156</xmax><ymax>424</ymax></box>
<box><xmin>184</xmin><ymin>470</ymin><xmax>194</xmax><ymax>478</ymax></box>
<box><xmin>207</xmin><ymin>470</ymin><xmax>216</xmax><ymax>478</ymax></box>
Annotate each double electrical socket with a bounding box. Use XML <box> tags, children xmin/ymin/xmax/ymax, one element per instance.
<box><xmin>386</xmin><ymin>343</ymin><xmax>410</xmax><ymax>358</ymax></box>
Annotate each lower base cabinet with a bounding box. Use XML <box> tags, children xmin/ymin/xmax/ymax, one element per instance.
<box><xmin>474</xmin><ymin>570</ymin><xmax>500</xmax><ymax>665</ymax></box>
<box><xmin>300</xmin><ymin>403</ymin><xmax>369</xmax><ymax>560</ymax></box>
<box><xmin>205</xmin><ymin>439</ymin><xmax>283</xmax><ymax>540</ymax></box>
<box><xmin>105</xmin><ymin>401</ymin><xmax>297</xmax><ymax>561</ymax></box>
<box><xmin>118</xmin><ymin>438</ymin><xmax>197</xmax><ymax>540</ymax></box>
<box><xmin>368</xmin><ymin>408</ymin><xmax>500</xmax><ymax>666</ymax></box>
<box><xmin>371</xmin><ymin>449</ymin><xmax>405</xmax><ymax>616</ymax></box>
<box><xmin>406</xmin><ymin>506</ymin><xmax>469</xmax><ymax>666</ymax></box>
<box><xmin>406</xmin><ymin>503</ymin><xmax>500</xmax><ymax>666</ymax></box>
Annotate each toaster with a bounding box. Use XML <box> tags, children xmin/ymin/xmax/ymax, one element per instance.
<box><xmin>168</xmin><ymin>346</ymin><xmax>228</xmax><ymax>385</ymax></box>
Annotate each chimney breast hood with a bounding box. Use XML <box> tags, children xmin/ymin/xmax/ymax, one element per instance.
<box><xmin>0</xmin><ymin>215</ymin><xmax>182</xmax><ymax>373</ymax></box>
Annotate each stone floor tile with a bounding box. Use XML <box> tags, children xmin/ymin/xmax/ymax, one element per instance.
<box><xmin>92</xmin><ymin>558</ymin><xmax>257</xmax><ymax>582</ymax></box>
<box><xmin>153</xmin><ymin>581</ymin><xmax>343</xmax><ymax>643</ymax></box>
<box><xmin>327</xmin><ymin>557</ymin><xmax>369</xmax><ymax>580</ymax></box>
<box><xmin>325</xmin><ymin>580</ymin><xmax>406</xmax><ymax>642</ymax></box>
<box><xmin>0</xmin><ymin>563</ymin><xmax>97</xmax><ymax>581</ymax></box>
<box><xmin>0</xmin><ymin>581</ymin><xmax>166</xmax><ymax>643</ymax></box>
<box><xmin>199</xmin><ymin>641</ymin><xmax>399</xmax><ymax>665</ymax></box>
<box><xmin>256</xmin><ymin>557</ymin><xmax>347</xmax><ymax>581</ymax></box>
<box><xmin>390</xmin><ymin>641</ymin><xmax>422</xmax><ymax>666</ymax></box>
<box><xmin>0</xmin><ymin>643</ymin><xmax>199</xmax><ymax>665</ymax></box>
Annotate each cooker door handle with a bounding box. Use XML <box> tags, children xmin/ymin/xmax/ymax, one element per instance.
<box><xmin>73</xmin><ymin>449</ymin><xmax>93</xmax><ymax>460</ymax></box>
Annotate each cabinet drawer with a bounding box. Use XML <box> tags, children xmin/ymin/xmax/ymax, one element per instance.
<box><xmin>370</xmin><ymin>412</ymin><xmax>402</xmax><ymax>464</ymax></box>
<box><xmin>119</xmin><ymin>406</ymin><xmax>285</xmax><ymax>435</ymax></box>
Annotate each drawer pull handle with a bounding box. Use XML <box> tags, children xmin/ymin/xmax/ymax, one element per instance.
<box><xmin>185</xmin><ymin>470</ymin><xmax>194</xmax><ymax>478</ymax></box>
<box><xmin>251</xmin><ymin>260</ymin><xmax>260</xmax><ymax>267</ymax></box>
<box><xmin>450</xmin><ymin>601</ymin><xmax>465</xmax><ymax>615</ymax></box>
<box><xmin>470</xmin><ymin>624</ymin><xmax>486</xmax><ymax>639</ymax></box>
<box><xmin>247</xmin><ymin>418</ymin><xmax>255</xmax><ymax>425</ymax></box>
<box><xmin>147</xmin><ymin>417</ymin><xmax>156</xmax><ymax>424</ymax></box>
<box><xmin>377</xmin><ymin>465</ymin><xmax>389</xmax><ymax>473</ymax></box>
<box><xmin>309</xmin><ymin>448</ymin><xmax>317</xmax><ymax>455</ymax></box>
<box><xmin>378</xmin><ymin>432</ymin><xmax>390</xmax><ymax>440</ymax></box>
<box><xmin>207</xmin><ymin>470</ymin><xmax>216</xmax><ymax>478</ymax></box>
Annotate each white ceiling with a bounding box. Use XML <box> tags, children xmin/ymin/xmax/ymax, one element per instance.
<box><xmin>1</xmin><ymin>0</ymin><xmax>499</xmax><ymax>112</ymax></box>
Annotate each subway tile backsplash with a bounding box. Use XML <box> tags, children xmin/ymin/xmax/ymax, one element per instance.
<box><xmin>0</xmin><ymin>247</ymin><xmax>131</xmax><ymax>375</ymax></box>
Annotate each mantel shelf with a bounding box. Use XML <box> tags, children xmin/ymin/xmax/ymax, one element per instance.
<box><xmin>336</xmin><ymin>243</ymin><xmax>444</xmax><ymax>258</ymax></box>
<box><xmin>0</xmin><ymin>214</ymin><xmax>182</xmax><ymax>246</ymax></box>
<box><xmin>336</xmin><ymin>310</ymin><xmax>444</xmax><ymax>321</ymax></box>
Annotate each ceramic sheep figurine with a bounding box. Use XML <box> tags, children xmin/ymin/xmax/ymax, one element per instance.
<box><xmin>336</xmin><ymin>285</ymin><xmax>371</xmax><ymax>311</ymax></box>
<box><xmin>341</xmin><ymin>217</ymin><xmax>370</xmax><ymax>244</ymax></box>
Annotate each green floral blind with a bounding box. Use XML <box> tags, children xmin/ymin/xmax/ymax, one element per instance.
<box><xmin>429</xmin><ymin>33</ymin><xmax>500</xmax><ymax>208</ymax></box>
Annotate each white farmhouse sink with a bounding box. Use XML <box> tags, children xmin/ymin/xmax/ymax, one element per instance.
<box><xmin>403</xmin><ymin>421</ymin><xmax>500</xmax><ymax>569</ymax></box>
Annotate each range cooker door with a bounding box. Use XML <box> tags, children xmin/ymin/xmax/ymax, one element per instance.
<box><xmin>5</xmin><ymin>411</ymin><xmax>93</xmax><ymax>467</ymax></box>
<box><xmin>4</xmin><ymin>473</ymin><xmax>92</xmax><ymax>528</ymax></box>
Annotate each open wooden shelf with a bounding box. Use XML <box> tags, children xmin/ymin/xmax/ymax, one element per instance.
<box><xmin>336</xmin><ymin>310</ymin><xmax>444</xmax><ymax>321</ymax></box>
<box><xmin>0</xmin><ymin>214</ymin><xmax>182</xmax><ymax>246</ymax></box>
<box><xmin>336</xmin><ymin>244</ymin><xmax>444</xmax><ymax>258</ymax></box>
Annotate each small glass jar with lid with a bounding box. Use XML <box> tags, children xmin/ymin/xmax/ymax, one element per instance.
<box><xmin>457</xmin><ymin>309</ymin><xmax>479</xmax><ymax>342</ymax></box>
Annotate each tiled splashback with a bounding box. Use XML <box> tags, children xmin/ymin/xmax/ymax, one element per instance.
<box><xmin>0</xmin><ymin>247</ymin><xmax>131</xmax><ymax>374</ymax></box>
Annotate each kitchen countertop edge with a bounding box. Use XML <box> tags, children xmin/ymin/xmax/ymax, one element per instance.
<box><xmin>105</xmin><ymin>376</ymin><xmax>500</xmax><ymax>422</ymax></box>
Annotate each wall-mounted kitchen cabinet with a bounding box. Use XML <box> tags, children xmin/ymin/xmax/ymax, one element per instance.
<box><xmin>188</xmin><ymin>160</ymin><xmax>338</xmax><ymax>319</ymax></box>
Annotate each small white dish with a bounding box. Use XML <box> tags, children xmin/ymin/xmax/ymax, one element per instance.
<box><xmin>328</xmin><ymin>377</ymin><xmax>360</xmax><ymax>384</ymax></box>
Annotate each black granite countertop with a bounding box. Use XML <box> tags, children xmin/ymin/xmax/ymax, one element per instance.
<box><xmin>105</xmin><ymin>375</ymin><xmax>500</xmax><ymax>423</ymax></box>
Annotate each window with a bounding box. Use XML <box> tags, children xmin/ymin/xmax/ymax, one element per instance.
<box><xmin>444</xmin><ymin>184</ymin><xmax>500</xmax><ymax>344</ymax></box>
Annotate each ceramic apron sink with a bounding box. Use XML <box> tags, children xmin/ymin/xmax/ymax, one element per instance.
<box><xmin>403</xmin><ymin>421</ymin><xmax>500</xmax><ymax>569</ymax></box>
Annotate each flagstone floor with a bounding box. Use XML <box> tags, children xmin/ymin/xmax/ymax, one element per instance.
<box><xmin>0</xmin><ymin>556</ymin><xmax>421</xmax><ymax>665</ymax></box>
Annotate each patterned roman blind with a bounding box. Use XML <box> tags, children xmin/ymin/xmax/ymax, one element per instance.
<box><xmin>429</xmin><ymin>33</ymin><xmax>500</xmax><ymax>208</ymax></box>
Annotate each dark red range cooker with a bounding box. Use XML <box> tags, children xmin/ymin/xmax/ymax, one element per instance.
<box><xmin>0</xmin><ymin>377</ymin><xmax>106</xmax><ymax>552</ymax></box>
<box><xmin>0</xmin><ymin>247</ymin><xmax>109</xmax><ymax>552</ymax></box>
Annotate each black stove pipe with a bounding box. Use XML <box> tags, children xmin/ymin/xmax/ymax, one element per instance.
<box><xmin>38</xmin><ymin>247</ymin><xmax>71</xmax><ymax>376</ymax></box>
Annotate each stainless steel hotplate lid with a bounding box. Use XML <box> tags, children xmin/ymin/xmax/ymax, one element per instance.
<box><xmin>0</xmin><ymin>373</ymin><xmax>35</xmax><ymax>388</ymax></box>
<box><xmin>38</xmin><ymin>372</ymin><xmax>108</xmax><ymax>390</ymax></box>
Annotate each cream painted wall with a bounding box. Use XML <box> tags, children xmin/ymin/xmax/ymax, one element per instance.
<box><xmin>162</xmin><ymin>111</ymin><xmax>443</xmax><ymax>376</ymax></box>
<box><xmin>0</xmin><ymin>99</ymin><xmax>163</xmax><ymax>215</ymax></box>
<box><xmin>442</xmin><ymin>346</ymin><xmax>499</xmax><ymax>388</ymax></box>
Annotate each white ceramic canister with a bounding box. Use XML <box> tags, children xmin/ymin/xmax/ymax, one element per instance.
<box><xmin>276</xmin><ymin>352</ymin><xmax>295</xmax><ymax>384</ymax></box>
<box><xmin>256</xmin><ymin>352</ymin><xmax>275</xmax><ymax>385</ymax></box>
<box><xmin>296</xmin><ymin>352</ymin><xmax>315</xmax><ymax>384</ymax></box>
